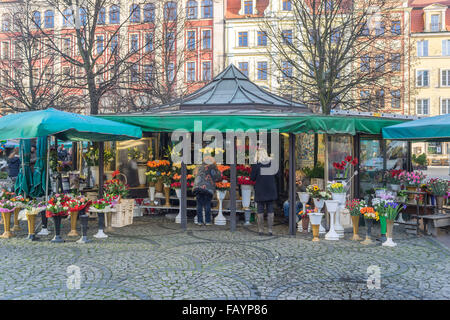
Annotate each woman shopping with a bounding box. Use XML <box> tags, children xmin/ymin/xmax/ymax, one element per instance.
<box><xmin>193</xmin><ymin>156</ymin><xmax>222</xmax><ymax>225</ymax></box>
<box><xmin>250</xmin><ymin>147</ymin><xmax>278</xmax><ymax>236</ymax></box>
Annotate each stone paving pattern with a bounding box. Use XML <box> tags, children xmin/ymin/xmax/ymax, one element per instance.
<box><xmin>0</xmin><ymin>214</ymin><xmax>449</xmax><ymax>300</ymax></box>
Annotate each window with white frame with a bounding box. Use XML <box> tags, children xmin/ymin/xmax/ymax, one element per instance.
<box><xmin>416</xmin><ymin>99</ymin><xmax>429</xmax><ymax>115</ymax></box>
<box><xmin>391</xmin><ymin>90</ymin><xmax>401</xmax><ymax>109</ymax></box>
<box><xmin>417</xmin><ymin>40</ymin><xmax>428</xmax><ymax>57</ymax></box>
<box><xmin>441</xmin><ymin>98</ymin><xmax>450</xmax><ymax>114</ymax></box>
<box><xmin>202</xmin><ymin>61</ymin><xmax>211</xmax><ymax>81</ymax></box>
<box><xmin>442</xmin><ymin>40</ymin><xmax>450</xmax><ymax>56</ymax></box>
<box><xmin>442</xmin><ymin>70</ymin><xmax>450</xmax><ymax>86</ymax></box>
<box><xmin>187</xmin><ymin>61</ymin><xmax>196</xmax><ymax>81</ymax></box>
<box><xmin>416</xmin><ymin>70</ymin><xmax>429</xmax><ymax>87</ymax></box>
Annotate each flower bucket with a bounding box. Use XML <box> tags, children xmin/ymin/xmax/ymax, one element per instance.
<box><xmin>325</xmin><ymin>200</ymin><xmax>339</xmax><ymax>213</ymax></box>
<box><xmin>382</xmin><ymin>219</ymin><xmax>397</xmax><ymax>247</ymax></box>
<box><xmin>351</xmin><ymin>215</ymin><xmax>361</xmax><ymax>241</ymax></box>
<box><xmin>137</xmin><ymin>165</ymin><xmax>147</xmax><ymax>186</ymax></box>
<box><xmin>313</xmin><ymin>198</ymin><xmax>324</xmax><ymax>211</ymax></box>
<box><xmin>331</xmin><ymin>193</ymin><xmax>346</xmax><ymax>205</ymax></box>
<box><xmin>91</xmin><ymin>166</ymin><xmax>99</xmax><ymax>186</ymax></box>
<box><xmin>308</xmin><ymin>212</ymin><xmax>323</xmax><ymax>241</ymax></box>
<box><xmin>241</xmin><ymin>185</ymin><xmax>253</xmax><ymax>209</ymax></box>
<box><xmin>435</xmin><ymin>196</ymin><xmax>445</xmax><ymax>214</ymax></box>
<box><xmin>164</xmin><ymin>185</ymin><xmax>171</xmax><ymax>207</ymax></box>
<box><xmin>148</xmin><ymin>186</ymin><xmax>156</xmax><ymax>205</ymax></box>
<box><xmin>301</xmin><ymin>214</ymin><xmax>310</xmax><ymax>232</ymax></box>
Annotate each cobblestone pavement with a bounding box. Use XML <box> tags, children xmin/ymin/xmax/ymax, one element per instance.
<box><xmin>0</xmin><ymin>214</ymin><xmax>449</xmax><ymax>300</ymax></box>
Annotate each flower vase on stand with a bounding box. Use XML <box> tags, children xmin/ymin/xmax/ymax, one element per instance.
<box><xmin>241</xmin><ymin>185</ymin><xmax>253</xmax><ymax>209</ymax></box>
<box><xmin>164</xmin><ymin>184</ymin><xmax>171</xmax><ymax>207</ymax></box>
<box><xmin>435</xmin><ymin>196</ymin><xmax>445</xmax><ymax>214</ymax></box>
<box><xmin>50</xmin><ymin>215</ymin><xmax>65</xmax><ymax>243</ymax></box>
<box><xmin>382</xmin><ymin>219</ymin><xmax>397</xmax><ymax>247</ymax></box>
<box><xmin>26</xmin><ymin>211</ymin><xmax>38</xmax><ymax>241</ymax></box>
<box><xmin>351</xmin><ymin>215</ymin><xmax>362</xmax><ymax>241</ymax></box>
<box><xmin>308</xmin><ymin>212</ymin><xmax>324</xmax><ymax>242</ymax></box>
<box><xmin>77</xmin><ymin>208</ymin><xmax>91</xmax><ymax>244</ymax></box>
<box><xmin>331</xmin><ymin>193</ymin><xmax>346</xmax><ymax>238</ymax></box>
<box><xmin>215</xmin><ymin>190</ymin><xmax>227</xmax><ymax>226</ymax></box>
<box><xmin>313</xmin><ymin>198</ymin><xmax>327</xmax><ymax>234</ymax></box>
<box><xmin>175</xmin><ymin>188</ymin><xmax>181</xmax><ymax>224</ymax></box>
<box><xmin>0</xmin><ymin>209</ymin><xmax>14</xmax><ymax>238</ymax></box>
<box><xmin>12</xmin><ymin>207</ymin><xmax>21</xmax><ymax>232</ymax></box>
<box><xmin>379</xmin><ymin>215</ymin><xmax>387</xmax><ymax>243</ymax></box>
<box><xmin>67</xmin><ymin>211</ymin><xmax>79</xmax><ymax>237</ymax></box>
<box><xmin>148</xmin><ymin>182</ymin><xmax>156</xmax><ymax>205</ymax></box>
<box><xmin>324</xmin><ymin>200</ymin><xmax>339</xmax><ymax>241</ymax></box>
<box><xmin>361</xmin><ymin>218</ymin><xmax>374</xmax><ymax>245</ymax></box>
<box><xmin>297</xmin><ymin>192</ymin><xmax>310</xmax><ymax>232</ymax></box>
<box><xmin>91</xmin><ymin>208</ymin><xmax>108</xmax><ymax>239</ymax></box>
<box><xmin>37</xmin><ymin>211</ymin><xmax>50</xmax><ymax>236</ymax></box>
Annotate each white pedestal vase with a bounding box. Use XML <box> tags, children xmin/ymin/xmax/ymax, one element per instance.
<box><xmin>137</xmin><ymin>165</ymin><xmax>147</xmax><ymax>186</ymax></box>
<box><xmin>175</xmin><ymin>188</ymin><xmax>181</xmax><ymax>224</ymax></box>
<box><xmin>308</xmin><ymin>212</ymin><xmax>324</xmax><ymax>241</ymax></box>
<box><xmin>313</xmin><ymin>198</ymin><xmax>327</xmax><ymax>234</ymax></box>
<box><xmin>297</xmin><ymin>192</ymin><xmax>310</xmax><ymax>233</ymax></box>
<box><xmin>148</xmin><ymin>186</ymin><xmax>156</xmax><ymax>205</ymax></box>
<box><xmin>90</xmin><ymin>207</ymin><xmax>109</xmax><ymax>239</ymax></box>
<box><xmin>324</xmin><ymin>200</ymin><xmax>340</xmax><ymax>241</ymax></box>
<box><xmin>332</xmin><ymin>193</ymin><xmax>346</xmax><ymax>238</ymax></box>
<box><xmin>241</xmin><ymin>185</ymin><xmax>253</xmax><ymax>209</ymax></box>
<box><xmin>215</xmin><ymin>190</ymin><xmax>227</xmax><ymax>225</ymax></box>
<box><xmin>90</xmin><ymin>166</ymin><xmax>99</xmax><ymax>186</ymax></box>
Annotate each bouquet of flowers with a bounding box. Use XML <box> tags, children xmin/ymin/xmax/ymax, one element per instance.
<box><xmin>10</xmin><ymin>195</ymin><xmax>30</xmax><ymax>208</ymax></box>
<box><xmin>298</xmin><ymin>206</ymin><xmax>315</xmax><ymax>218</ymax></box>
<box><xmin>91</xmin><ymin>198</ymin><xmax>111</xmax><ymax>210</ymax></box>
<box><xmin>0</xmin><ymin>189</ymin><xmax>16</xmax><ymax>200</ymax></box>
<box><xmin>332</xmin><ymin>155</ymin><xmax>358</xmax><ymax>179</ymax></box>
<box><xmin>127</xmin><ymin>147</ymin><xmax>144</xmax><ymax>161</ymax></box>
<box><xmin>328</xmin><ymin>182</ymin><xmax>345</xmax><ymax>194</ymax></box>
<box><xmin>238</xmin><ymin>176</ymin><xmax>256</xmax><ymax>185</ymax></box>
<box><xmin>66</xmin><ymin>196</ymin><xmax>92</xmax><ymax>212</ymax></box>
<box><xmin>105</xmin><ymin>194</ymin><xmax>120</xmax><ymax>207</ymax></box>
<box><xmin>346</xmin><ymin>199</ymin><xmax>366</xmax><ymax>216</ymax></box>
<box><xmin>306</xmin><ymin>185</ymin><xmax>330</xmax><ymax>199</ymax></box>
<box><xmin>217</xmin><ymin>165</ymin><xmax>230</xmax><ymax>181</ymax></box>
<box><xmin>0</xmin><ymin>200</ymin><xmax>16</xmax><ymax>212</ymax></box>
<box><xmin>360</xmin><ymin>207</ymin><xmax>379</xmax><ymax>221</ymax></box>
<box><xmin>170</xmin><ymin>181</ymin><xmax>194</xmax><ymax>189</ymax></box>
<box><xmin>427</xmin><ymin>178</ymin><xmax>449</xmax><ymax>196</ymax></box>
<box><xmin>379</xmin><ymin>201</ymin><xmax>406</xmax><ymax>220</ymax></box>
<box><xmin>103</xmin><ymin>179</ymin><xmax>129</xmax><ymax>198</ymax></box>
<box><xmin>216</xmin><ymin>182</ymin><xmax>230</xmax><ymax>191</ymax></box>
<box><xmin>147</xmin><ymin>160</ymin><xmax>171</xmax><ymax>173</ymax></box>
<box><xmin>236</xmin><ymin>165</ymin><xmax>251</xmax><ymax>177</ymax></box>
<box><xmin>403</xmin><ymin>171</ymin><xmax>426</xmax><ymax>187</ymax></box>
<box><xmin>46</xmin><ymin>194</ymin><xmax>71</xmax><ymax>218</ymax></box>
<box><xmin>384</xmin><ymin>169</ymin><xmax>405</xmax><ymax>184</ymax></box>
<box><xmin>23</xmin><ymin>199</ymin><xmax>46</xmax><ymax>215</ymax></box>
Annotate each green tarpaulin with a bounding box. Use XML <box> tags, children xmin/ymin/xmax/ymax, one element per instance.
<box><xmin>0</xmin><ymin>108</ymin><xmax>142</xmax><ymax>141</ymax></box>
<box><xmin>30</xmin><ymin>136</ymin><xmax>47</xmax><ymax>198</ymax></box>
<box><xmin>383</xmin><ymin>114</ymin><xmax>450</xmax><ymax>141</ymax></box>
<box><xmin>15</xmin><ymin>139</ymin><xmax>33</xmax><ymax>196</ymax></box>
<box><xmin>99</xmin><ymin>113</ymin><xmax>407</xmax><ymax>135</ymax></box>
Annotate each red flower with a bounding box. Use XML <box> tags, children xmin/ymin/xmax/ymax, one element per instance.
<box><xmin>351</xmin><ymin>158</ymin><xmax>358</xmax><ymax>165</ymax></box>
<box><xmin>112</xmin><ymin>170</ymin><xmax>120</xmax><ymax>178</ymax></box>
<box><xmin>341</xmin><ymin>161</ymin><xmax>346</xmax><ymax>167</ymax></box>
<box><xmin>345</xmin><ymin>156</ymin><xmax>352</xmax><ymax>162</ymax></box>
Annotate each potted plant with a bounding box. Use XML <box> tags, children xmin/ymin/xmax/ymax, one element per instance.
<box><xmin>427</xmin><ymin>178</ymin><xmax>449</xmax><ymax>214</ymax></box>
<box><xmin>384</xmin><ymin>169</ymin><xmax>404</xmax><ymax>191</ymax></box>
<box><xmin>396</xmin><ymin>190</ymin><xmax>408</xmax><ymax>204</ymax></box>
<box><xmin>412</xmin><ymin>153</ymin><xmax>427</xmax><ymax>170</ymax></box>
<box><xmin>297</xmin><ymin>205</ymin><xmax>311</xmax><ymax>232</ymax></box>
<box><xmin>46</xmin><ymin>194</ymin><xmax>71</xmax><ymax>243</ymax></box>
<box><xmin>302</xmin><ymin>162</ymin><xmax>325</xmax><ymax>189</ymax></box>
<box><xmin>360</xmin><ymin>206</ymin><xmax>379</xmax><ymax>245</ymax></box>
<box><xmin>332</xmin><ymin>155</ymin><xmax>358</xmax><ymax>180</ymax></box>
<box><xmin>84</xmin><ymin>147</ymin><xmax>114</xmax><ymax>186</ymax></box>
<box><xmin>346</xmin><ymin>199</ymin><xmax>366</xmax><ymax>241</ymax></box>
<box><xmin>215</xmin><ymin>182</ymin><xmax>230</xmax><ymax>225</ymax></box>
<box><xmin>402</xmin><ymin>171</ymin><xmax>426</xmax><ymax>202</ymax></box>
<box><xmin>127</xmin><ymin>147</ymin><xmax>146</xmax><ymax>186</ymax></box>
<box><xmin>307</xmin><ymin>184</ymin><xmax>330</xmax><ymax>211</ymax></box>
<box><xmin>145</xmin><ymin>169</ymin><xmax>159</xmax><ymax>205</ymax></box>
<box><xmin>380</xmin><ymin>201</ymin><xmax>405</xmax><ymax>247</ymax></box>
<box><xmin>91</xmin><ymin>198</ymin><xmax>112</xmax><ymax>239</ymax></box>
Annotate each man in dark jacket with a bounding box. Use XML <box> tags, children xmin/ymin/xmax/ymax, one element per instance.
<box><xmin>193</xmin><ymin>156</ymin><xmax>222</xmax><ymax>225</ymax></box>
<box><xmin>250</xmin><ymin>148</ymin><xmax>278</xmax><ymax>236</ymax></box>
<box><xmin>7</xmin><ymin>148</ymin><xmax>21</xmax><ymax>183</ymax></box>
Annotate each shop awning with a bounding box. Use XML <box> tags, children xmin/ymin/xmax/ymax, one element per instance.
<box><xmin>382</xmin><ymin>113</ymin><xmax>450</xmax><ymax>141</ymax></box>
<box><xmin>99</xmin><ymin>111</ymin><xmax>407</xmax><ymax>135</ymax></box>
<box><xmin>0</xmin><ymin>108</ymin><xmax>142</xmax><ymax>141</ymax></box>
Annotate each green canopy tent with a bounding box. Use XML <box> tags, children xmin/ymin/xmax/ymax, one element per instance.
<box><xmin>382</xmin><ymin>113</ymin><xmax>450</xmax><ymax>141</ymax></box>
<box><xmin>15</xmin><ymin>139</ymin><xmax>33</xmax><ymax>197</ymax></box>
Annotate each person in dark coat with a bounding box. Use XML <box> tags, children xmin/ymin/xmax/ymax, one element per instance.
<box><xmin>7</xmin><ymin>147</ymin><xmax>21</xmax><ymax>180</ymax></box>
<box><xmin>250</xmin><ymin>148</ymin><xmax>278</xmax><ymax>236</ymax></box>
<box><xmin>193</xmin><ymin>156</ymin><xmax>222</xmax><ymax>225</ymax></box>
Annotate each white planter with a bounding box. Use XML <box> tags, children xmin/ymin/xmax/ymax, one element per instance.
<box><xmin>175</xmin><ymin>188</ymin><xmax>181</xmax><ymax>224</ymax></box>
<box><xmin>331</xmin><ymin>193</ymin><xmax>346</xmax><ymax>205</ymax></box>
<box><xmin>325</xmin><ymin>200</ymin><xmax>339</xmax><ymax>213</ymax></box>
<box><xmin>137</xmin><ymin>165</ymin><xmax>147</xmax><ymax>186</ymax></box>
<box><xmin>313</xmin><ymin>199</ymin><xmax>326</xmax><ymax>234</ymax></box>
<box><xmin>148</xmin><ymin>186</ymin><xmax>156</xmax><ymax>204</ymax></box>
<box><xmin>215</xmin><ymin>190</ymin><xmax>227</xmax><ymax>225</ymax></box>
<box><xmin>308</xmin><ymin>212</ymin><xmax>324</xmax><ymax>225</ymax></box>
<box><xmin>298</xmin><ymin>192</ymin><xmax>310</xmax><ymax>204</ymax></box>
<box><xmin>241</xmin><ymin>185</ymin><xmax>253</xmax><ymax>209</ymax></box>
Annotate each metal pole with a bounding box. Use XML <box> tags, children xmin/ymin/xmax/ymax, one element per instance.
<box><xmin>98</xmin><ymin>142</ymin><xmax>104</xmax><ymax>198</ymax></box>
<box><xmin>45</xmin><ymin>136</ymin><xmax>50</xmax><ymax>203</ymax></box>
<box><xmin>288</xmin><ymin>133</ymin><xmax>296</xmax><ymax>236</ymax></box>
<box><xmin>20</xmin><ymin>141</ymin><xmax>25</xmax><ymax>197</ymax></box>
<box><xmin>181</xmin><ymin>161</ymin><xmax>187</xmax><ymax>230</ymax></box>
<box><xmin>230</xmin><ymin>137</ymin><xmax>237</xmax><ymax>232</ymax></box>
